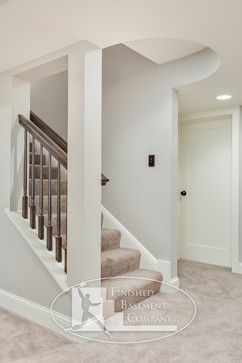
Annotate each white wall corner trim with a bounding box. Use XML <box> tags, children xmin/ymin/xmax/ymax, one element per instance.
<box><xmin>157</xmin><ymin>259</ymin><xmax>172</xmax><ymax>281</ymax></box>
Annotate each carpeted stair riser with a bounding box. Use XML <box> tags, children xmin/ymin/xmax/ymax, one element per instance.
<box><xmin>29</xmin><ymin>165</ymin><xmax>58</xmax><ymax>179</ymax></box>
<box><xmin>29</xmin><ymin>153</ymin><xmax>46</xmax><ymax>165</ymax></box>
<box><xmin>29</xmin><ymin>179</ymin><xmax>68</xmax><ymax>196</ymax></box>
<box><xmin>101</xmin><ymin>248</ymin><xmax>141</xmax><ymax>278</ymax></box>
<box><xmin>101</xmin><ymin>228</ymin><xmax>121</xmax><ymax>251</ymax></box>
<box><xmin>45</xmin><ymin>227</ymin><xmax>122</xmax><ymax>250</ymax></box>
<box><xmin>53</xmin><ymin>232</ymin><xmax>121</xmax><ymax>251</ymax></box>
<box><xmin>31</xmin><ymin>195</ymin><xmax>67</xmax><ymax>214</ymax></box>
<box><xmin>102</xmin><ymin>269</ymin><xmax>163</xmax><ymax>312</ymax></box>
<box><xmin>43</xmin><ymin>213</ymin><xmax>67</xmax><ymax>235</ymax></box>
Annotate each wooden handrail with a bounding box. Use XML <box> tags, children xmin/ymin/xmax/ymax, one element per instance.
<box><xmin>19</xmin><ymin>114</ymin><xmax>67</xmax><ymax>168</ymax></box>
<box><xmin>19</xmin><ymin>114</ymin><xmax>109</xmax><ymax>185</ymax></box>
<box><xmin>30</xmin><ymin>111</ymin><xmax>67</xmax><ymax>153</ymax></box>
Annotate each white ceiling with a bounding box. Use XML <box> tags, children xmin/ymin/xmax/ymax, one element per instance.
<box><xmin>1</xmin><ymin>0</ymin><xmax>242</xmax><ymax>114</ymax></box>
<box><xmin>125</xmin><ymin>39</ymin><xmax>206</xmax><ymax>65</ymax></box>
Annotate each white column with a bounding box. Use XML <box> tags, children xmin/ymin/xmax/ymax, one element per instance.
<box><xmin>0</xmin><ymin>75</ymin><xmax>12</xmax><ymax>211</ymax></box>
<box><xmin>67</xmin><ymin>46</ymin><xmax>102</xmax><ymax>286</ymax></box>
<box><xmin>170</xmin><ymin>89</ymin><xmax>179</xmax><ymax>280</ymax></box>
<box><xmin>10</xmin><ymin>77</ymin><xmax>30</xmax><ymax>211</ymax></box>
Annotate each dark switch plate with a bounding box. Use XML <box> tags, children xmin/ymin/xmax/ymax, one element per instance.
<box><xmin>149</xmin><ymin>155</ymin><xmax>155</xmax><ymax>167</ymax></box>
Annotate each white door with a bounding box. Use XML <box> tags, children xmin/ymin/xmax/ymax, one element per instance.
<box><xmin>180</xmin><ymin>118</ymin><xmax>232</xmax><ymax>267</ymax></box>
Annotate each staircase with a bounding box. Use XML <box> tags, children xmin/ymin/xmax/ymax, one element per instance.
<box><xmin>101</xmin><ymin>219</ymin><xmax>163</xmax><ymax>312</ymax></box>
<box><xmin>18</xmin><ymin>112</ymin><xmax>163</xmax><ymax>313</ymax></box>
<box><xmin>28</xmin><ymin>141</ymin><xmax>68</xmax><ymax>260</ymax></box>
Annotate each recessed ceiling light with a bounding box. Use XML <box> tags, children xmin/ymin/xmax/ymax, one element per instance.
<box><xmin>216</xmin><ymin>94</ymin><xmax>232</xmax><ymax>100</ymax></box>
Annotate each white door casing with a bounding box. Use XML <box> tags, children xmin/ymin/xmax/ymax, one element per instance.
<box><xmin>180</xmin><ymin>117</ymin><xmax>232</xmax><ymax>267</ymax></box>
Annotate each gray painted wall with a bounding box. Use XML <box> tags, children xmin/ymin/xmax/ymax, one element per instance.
<box><xmin>0</xmin><ymin>74</ymin><xmax>63</xmax><ymax>311</ymax></box>
<box><xmin>102</xmin><ymin>44</ymin><xmax>178</xmax><ymax>264</ymax></box>
<box><xmin>31</xmin><ymin>71</ymin><xmax>68</xmax><ymax>141</ymax></box>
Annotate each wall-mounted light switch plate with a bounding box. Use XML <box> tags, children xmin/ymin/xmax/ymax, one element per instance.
<box><xmin>149</xmin><ymin>155</ymin><xmax>155</xmax><ymax>167</ymax></box>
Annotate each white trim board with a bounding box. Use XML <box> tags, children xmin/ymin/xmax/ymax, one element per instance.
<box><xmin>180</xmin><ymin>107</ymin><xmax>239</xmax><ymax>123</ymax></box>
<box><xmin>5</xmin><ymin>209</ymin><xmax>68</xmax><ymax>290</ymax></box>
<box><xmin>180</xmin><ymin>107</ymin><xmax>240</xmax><ymax>274</ymax></box>
<box><xmin>157</xmin><ymin>259</ymin><xmax>173</xmax><ymax>282</ymax></box>
<box><xmin>238</xmin><ymin>263</ymin><xmax>242</xmax><ymax>274</ymax></box>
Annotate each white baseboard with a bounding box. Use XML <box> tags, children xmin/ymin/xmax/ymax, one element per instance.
<box><xmin>157</xmin><ymin>260</ymin><xmax>179</xmax><ymax>286</ymax></box>
<box><xmin>0</xmin><ymin>288</ymin><xmax>83</xmax><ymax>343</ymax></box>
<box><xmin>238</xmin><ymin>263</ymin><xmax>242</xmax><ymax>274</ymax></box>
<box><xmin>169</xmin><ymin>276</ymin><xmax>180</xmax><ymax>287</ymax></box>
<box><xmin>232</xmin><ymin>262</ymin><xmax>242</xmax><ymax>274</ymax></box>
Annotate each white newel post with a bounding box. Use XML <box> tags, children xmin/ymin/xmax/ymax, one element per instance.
<box><xmin>67</xmin><ymin>46</ymin><xmax>102</xmax><ymax>286</ymax></box>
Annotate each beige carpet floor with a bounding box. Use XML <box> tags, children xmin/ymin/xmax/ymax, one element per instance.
<box><xmin>1</xmin><ymin>260</ymin><xmax>242</xmax><ymax>363</ymax></box>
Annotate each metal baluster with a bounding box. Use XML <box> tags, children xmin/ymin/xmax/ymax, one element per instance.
<box><xmin>55</xmin><ymin>162</ymin><xmax>62</xmax><ymax>262</ymax></box>
<box><xmin>64</xmin><ymin>249</ymin><xmax>67</xmax><ymax>273</ymax></box>
<box><xmin>22</xmin><ymin>130</ymin><xmax>28</xmax><ymax>219</ymax></box>
<box><xmin>30</xmin><ymin>136</ymin><xmax>36</xmax><ymax>229</ymax></box>
<box><xmin>38</xmin><ymin>144</ymin><xmax>44</xmax><ymax>239</ymax></box>
<box><xmin>46</xmin><ymin>152</ymin><xmax>52</xmax><ymax>250</ymax></box>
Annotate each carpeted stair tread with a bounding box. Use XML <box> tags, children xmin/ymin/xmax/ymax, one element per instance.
<box><xmin>101</xmin><ymin>228</ymin><xmax>121</xmax><ymax>251</ymax></box>
<box><xmin>31</xmin><ymin>195</ymin><xmax>67</xmax><ymax>214</ymax></box>
<box><xmin>101</xmin><ymin>248</ymin><xmax>141</xmax><ymax>278</ymax></box>
<box><xmin>59</xmin><ymin>228</ymin><xmax>121</xmax><ymax>251</ymax></box>
<box><xmin>102</xmin><ymin>268</ymin><xmax>163</xmax><ymax>312</ymax></box>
